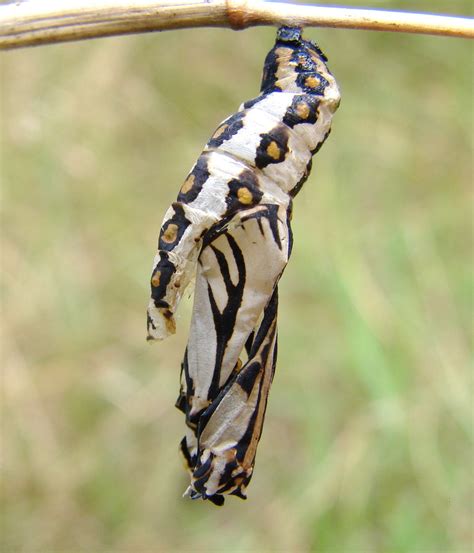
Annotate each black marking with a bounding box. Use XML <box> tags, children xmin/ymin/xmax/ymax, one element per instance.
<box><xmin>255</xmin><ymin>125</ymin><xmax>289</xmax><ymax>169</ymax></box>
<box><xmin>150</xmin><ymin>251</ymin><xmax>176</xmax><ymax>305</ymax></box>
<box><xmin>260</xmin><ymin>45</ymin><xmax>280</xmax><ymax>93</ymax></box>
<box><xmin>200</xmin><ymin>214</ymin><xmax>234</xmax><ymax>250</ymax></box>
<box><xmin>182</xmin><ymin>286</ymin><xmax>280</xmax><ymax>504</ymax></box>
<box><xmin>193</xmin><ymin>453</ymin><xmax>213</xmax><ymax>479</ymax></box>
<box><xmin>290</xmin><ymin>158</ymin><xmax>312</xmax><ymax>198</ymax></box>
<box><xmin>234</xmin><ymin>392</ymin><xmax>262</xmax><ymax>464</ymax></box>
<box><xmin>158</xmin><ymin>203</ymin><xmax>191</xmax><ymax>251</ymax></box>
<box><xmin>295</xmin><ymin>71</ymin><xmax>330</xmax><ymax>96</ymax></box>
<box><xmin>175</xmin><ymin>391</ymin><xmax>186</xmax><ymax>414</ymax></box>
<box><xmin>177</xmin><ymin>350</ymin><xmax>203</xmax><ymax>430</ymax></box>
<box><xmin>147</xmin><ymin>313</ymin><xmax>156</xmax><ymax>331</ymax></box>
<box><xmin>286</xmin><ymin>201</ymin><xmax>294</xmax><ymax>258</ymax></box>
<box><xmin>249</xmin><ymin>287</ymin><xmax>279</xmax><ymax>356</ymax></box>
<box><xmin>245</xmin><ymin>330</ymin><xmax>255</xmax><ymax>357</ymax></box>
<box><xmin>179</xmin><ymin>436</ymin><xmax>196</xmax><ymax>470</ymax></box>
<box><xmin>217</xmin><ymin>457</ymin><xmax>239</xmax><ymax>489</ymax></box>
<box><xmin>311</xmin><ymin>128</ymin><xmax>332</xmax><ymax>155</ymax></box>
<box><xmin>233</xmin><ymin>291</ymin><xmax>279</xmax><ymax>467</ymax></box>
<box><xmin>282</xmin><ymin>95</ymin><xmax>320</xmax><ymax>128</ymax></box>
<box><xmin>230</xmin><ymin>487</ymin><xmax>248</xmax><ymax>500</ymax></box>
<box><xmin>237</xmin><ymin>361</ymin><xmax>261</xmax><ymax>396</ymax></box>
<box><xmin>207</xmin><ymin>111</ymin><xmax>245</xmax><ymax>149</ymax></box>
<box><xmin>240</xmin><ymin>204</ymin><xmax>282</xmax><ymax>250</ymax></box>
<box><xmin>291</xmin><ymin>48</ymin><xmax>317</xmax><ymax>73</ymax></box>
<box><xmin>206</xmin><ymin>234</ymin><xmax>247</xmax><ymax>400</ymax></box>
<box><xmin>177</xmin><ymin>154</ymin><xmax>210</xmax><ymax>204</ymax></box>
<box><xmin>207</xmin><ymin>494</ymin><xmax>225</xmax><ymax>507</ymax></box>
<box><xmin>226</xmin><ymin>169</ymin><xmax>263</xmax><ymax>214</ymax></box>
<box><xmin>242</xmin><ymin>95</ymin><xmax>266</xmax><ymax>110</ymax></box>
<box><xmin>175</xmin><ymin>357</ymin><xmax>188</xmax><ymax>414</ymax></box>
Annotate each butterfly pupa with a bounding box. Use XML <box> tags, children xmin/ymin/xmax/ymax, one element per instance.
<box><xmin>148</xmin><ymin>26</ymin><xmax>340</xmax><ymax>505</ymax></box>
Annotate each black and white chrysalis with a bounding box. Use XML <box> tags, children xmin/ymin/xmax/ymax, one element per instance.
<box><xmin>147</xmin><ymin>26</ymin><xmax>340</xmax><ymax>506</ymax></box>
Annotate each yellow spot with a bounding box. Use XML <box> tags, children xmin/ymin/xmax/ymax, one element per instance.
<box><xmin>296</xmin><ymin>102</ymin><xmax>310</xmax><ymax>119</ymax></box>
<box><xmin>266</xmin><ymin>141</ymin><xmax>281</xmax><ymax>160</ymax></box>
<box><xmin>305</xmin><ymin>76</ymin><xmax>320</xmax><ymax>89</ymax></box>
<box><xmin>165</xmin><ymin>317</ymin><xmax>176</xmax><ymax>334</ymax></box>
<box><xmin>212</xmin><ymin>124</ymin><xmax>228</xmax><ymax>139</ymax></box>
<box><xmin>151</xmin><ymin>271</ymin><xmax>161</xmax><ymax>287</ymax></box>
<box><xmin>180</xmin><ymin>174</ymin><xmax>195</xmax><ymax>194</ymax></box>
<box><xmin>235</xmin><ymin>358</ymin><xmax>243</xmax><ymax>372</ymax></box>
<box><xmin>163</xmin><ymin>309</ymin><xmax>176</xmax><ymax>335</ymax></box>
<box><xmin>237</xmin><ymin>187</ymin><xmax>253</xmax><ymax>205</ymax></box>
<box><xmin>161</xmin><ymin>223</ymin><xmax>179</xmax><ymax>244</ymax></box>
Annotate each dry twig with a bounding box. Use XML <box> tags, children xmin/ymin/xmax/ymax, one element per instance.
<box><xmin>0</xmin><ymin>0</ymin><xmax>473</xmax><ymax>50</ymax></box>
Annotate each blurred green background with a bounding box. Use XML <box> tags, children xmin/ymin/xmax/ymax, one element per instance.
<box><xmin>1</xmin><ymin>0</ymin><xmax>472</xmax><ymax>551</ymax></box>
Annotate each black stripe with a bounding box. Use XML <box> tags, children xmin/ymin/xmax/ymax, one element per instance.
<box><xmin>206</xmin><ymin>234</ymin><xmax>247</xmax><ymax>400</ymax></box>
<box><xmin>240</xmin><ymin>204</ymin><xmax>282</xmax><ymax>250</ymax></box>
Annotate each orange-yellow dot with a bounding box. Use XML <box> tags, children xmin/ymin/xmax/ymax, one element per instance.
<box><xmin>180</xmin><ymin>174</ymin><xmax>195</xmax><ymax>194</ymax></box>
<box><xmin>161</xmin><ymin>223</ymin><xmax>179</xmax><ymax>244</ymax></box>
<box><xmin>151</xmin><ymin>271</ymin><xmax>161</xmax><ymax>287</ymax></box>
<box><xmin>212</xmin><ymin>124</ymin><xmax>228</xmax><ymax>139</ymax></box>
<box><xmin>305</xmin><ymin>76</ymin><xmax>320</xmax><ymax>89</ymax></box>
<box><xmin>164</xmin><ymin>313</ymin><xmax>176</xmax><ymax>335</ymax></box>
<box><xmin>266</xmin><ymin>141</ymin><xmax>281</xmax><ymax>160</ymax></box>
<box><xmin>237</xmin><ymin>187</ymin><xmax>253</xmax><ymax>205</ymax></box>
<box><xmin>296</xmin><ymin>102</ymin><xmax>310</xmax><ymax>119</ymax></box>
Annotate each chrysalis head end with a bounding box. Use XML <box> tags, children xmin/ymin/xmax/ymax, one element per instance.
<box><xmin>277</xmin><ymin>26</ymin><xmax>303</xmax><ymax>43</ymax></box>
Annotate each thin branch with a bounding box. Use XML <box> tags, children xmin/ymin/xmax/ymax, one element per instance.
<box><xmin>0</xmin><ymin>0</ymin><xmax>472</xmax><ymax>50</ymax></box>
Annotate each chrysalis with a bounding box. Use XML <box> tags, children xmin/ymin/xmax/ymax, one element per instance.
<box><xmin>147</xmin><ymin>26</ymin><xmax>340</xmax><ymax>505</ymax></box>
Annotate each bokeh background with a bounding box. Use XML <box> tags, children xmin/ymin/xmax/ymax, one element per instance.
<box><xmin>1</xmin><ymin>0</ymin><xmax>472</xmax><ymax>551</ymax></box>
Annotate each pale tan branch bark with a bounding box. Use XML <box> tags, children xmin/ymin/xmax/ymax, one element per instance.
<box><xmin>0</xmin><ymin>0</ymin><xmax>472</xmax><ymax>50</ymax></box>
